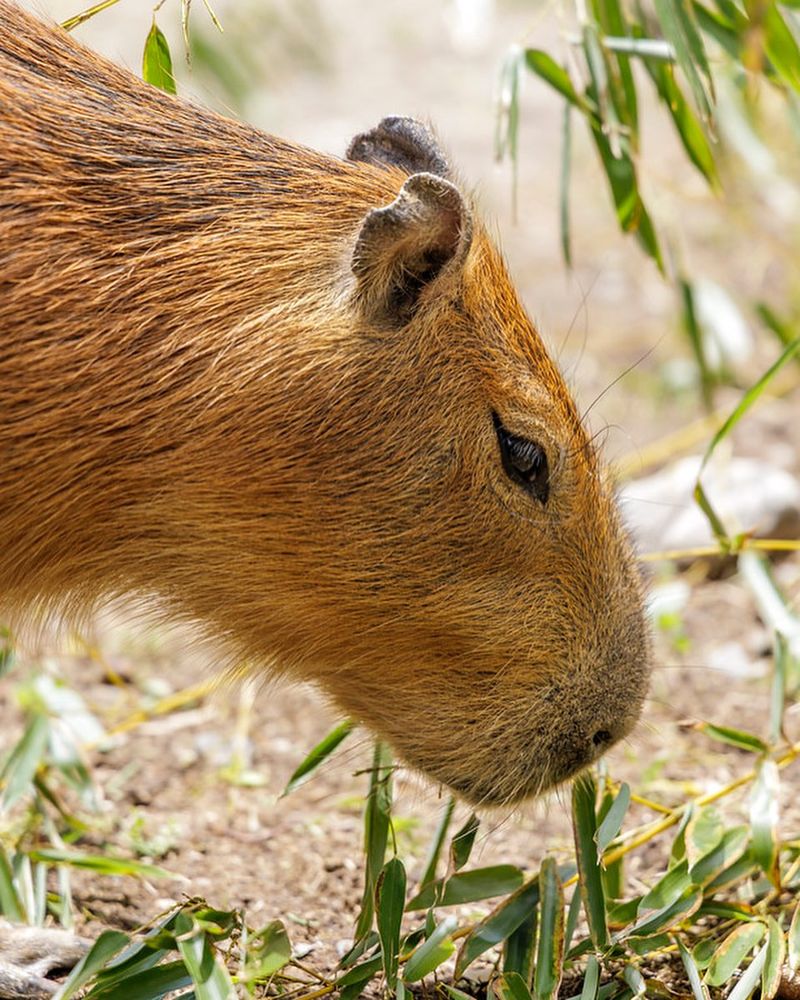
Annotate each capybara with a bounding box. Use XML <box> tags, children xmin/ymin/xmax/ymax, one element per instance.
<box><xmin>0</xmin><ymin>0</ymin><xmax>651</xmax><ymax>809</ymax></box>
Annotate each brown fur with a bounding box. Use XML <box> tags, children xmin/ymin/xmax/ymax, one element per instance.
<box><xmin>0</xmin><ymin>0</ymin><xmax>651</xmax><ymax>806</ymax></box>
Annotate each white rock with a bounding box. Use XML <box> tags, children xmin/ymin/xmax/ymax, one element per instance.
<box><xmin>621</xmin><ymin>454</ymin><xmax>800</xmax><ymax>555</ymax></box>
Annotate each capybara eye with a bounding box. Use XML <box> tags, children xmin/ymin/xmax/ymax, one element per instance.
<box><xmin>492</xmin><ymin>412</ymin><xmax>550</xmax><ymax>504</ymax></box>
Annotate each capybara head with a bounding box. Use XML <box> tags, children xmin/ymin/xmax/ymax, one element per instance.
<box><xmin>262</xmin><ymin>120</ymin><xmax>652</xmax><ymax>805</ymax></box>
<box><xmin>0</xmin><ymin>4</ymin><xmax>650</xmax><ymax>806</ymax></box>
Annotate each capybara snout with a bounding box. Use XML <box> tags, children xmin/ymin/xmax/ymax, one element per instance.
<box><xmin>0</xmin><ymin>2</ymin><xmax>651</xmax><ymax>806</ymax></box>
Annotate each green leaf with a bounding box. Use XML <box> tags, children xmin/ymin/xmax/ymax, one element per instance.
<box><xmin>762</xmin><ymin>917</ymin><xmax>785</xmax><ymax>1000</ymax></box>
<box><xmin>694</xmin><ymin>337</ymin><xmax>800</xmax><ymax>545</ymax></box>
<box><xmin>455</xmin><ymin>878</ymin><xmax>540</xmax><ymax>978</ymax></box>
<box><xmin>564</xmin><ymin>885</ymin><xmax>582</xmax><ymax>953</ymax></box>
<box><xmin>697</xmin><ymin>723</ymin><xmax>769</xmax><ymax>754</ymax></box>
<box><xmin>646</xmin><ymin>59</ymin><xmax>718</xmax><ymax>187</ymax></box>
<box><xmin>1</xmin><ymin>714</ymin><xmax>49</xmax><ymax>810</ymax></box>
<box><xmin>593</xmin><ymin>0</ymin><xmax>639</xmax><ymax>132</ymax></box>
<box><xmin>639</xmin><ymin>860</ymin><xmax>691</xmax><ymax>912</ymax></box>
<box><xmin>677</xmin><ymin>936</ymin><xmax>711</xmax><ymax>1000</ymax></box>
<box><xmin>84</xmin><ymin>961</ymin><xmax>194</xmax><ymax>1000</ymax></box>
<box><xmin>690</xmin><ymin>826</ymin><xmax>750</xmax><ymax>886</ymax></box>
<box><xmin>503</xmin><ymin>904</ymin><xmax>538</xmax><ymax>987</ymax></box>
<box><xmin>377</xmin><ymin>859</ymin><xmax>407</xmax><ymax>988</ymax></box>
<box><xmin>727</xmin><ymin>942</ymin><xmax>769</xmax><ymax>1000</ymax></box>
<box><xmin>0</xmin><ymin>848</ymin><xmax>25</xmax><ymax>922</ymax></box>
<box><xmin>622</xmin><ymin>885</ymin><xmax>703</xmax><ymax>939</ymax></box>
<box><xmin>28</xmin><ymin>848</ymin><xmax>170</xmax><ymax>880</ymax></box>
<box><xmin>581</xmin><ymin>955</ymin><xmax>600</xmax><ymax>1000</ymax></box>
<box><xmin>560</xmin><ymin>103</ymin><xmax>573</xmax><ymax>267</ymax></box>
<box><xmin>653</xmin><ymin>0</ymin><xmax>714</xmax><ymax>119</ymax></box>
<box><xmin>685</xmin><ymin>807</ymin><xmax>725</xmax><ymax>868</ymax></box>
<box><xmin>790</xmin><ymin>902</ymin><xmax>800</xmax><ymax>972</ymax></box>
<box><xmin>589</xmin><ymin>121</ymin><xmax>662</xmax><ymax>267</ymax></box>
<box><xmin>533</xmin><ymin>858</ymin><xmax>564</xmax><ymax>1000</ymax></box>
<box><xmin>679</xmin><ymin>278</ymin><xmax>715</xmax><ymax>409</ymax></box>
<box><xmin>402</xmin><ymin>917</ymin><xmax>457</xmax><ymax>983</ymax></box>
<box><xmin>0</xmin><ymin>628</ymin><xmax>13</xmax><ymax>680</ymax></box>
<box><xmin>770</xmin><ymin>633</ymin><xmax>789</xmax><ymax>745</ymax></box>
<box><xmin>451</xmin><ymin>813</ymin><xmax>480</xmax><ymax>871</ymax></box>
<box><xmin>703</xmin><ymin>852</ymin><xmax>757</xmax><ymax>893</ymax></box>
<box><xmin>496</xmin><ymin>46</ymin><xmax>524</xmax><ymax>217</ymax></box>
<box><xmin>596</xmin><ymin>783</ymin><xmax>631</xmax><ymax>853</ymax></box>
<box><xmin>174</xmin><ymin>911</ymin><xmax>235</xmax><ymax>1000</ymax></box>
<box><xmin>496</xmin><ymin>971</ymin><xmax>535</xmax><ymax>1000</ymax></box>
<box><xmin>750</xmin><ymin>759</ymin><xmax>780</xmax><ymax>887</ymax></box>
<box><xmin>354</xmin><ymin>742</ymin><xmax>393</xmax><ymax>941</ymax></box>
<box><xmin>336</xmin><ymin>954</ymin><xmax>383</xmax><ymax>990</ymax></box>
<box><xmin>756</xmin><ymin>302</ymin><xmax>799</xmax><ymax>352</ymax></box>
<box><xmin>408</xmin><ymin>864</ymin><xmax>524</xmax><ymax>911</ymax></box>
<box><xmin>142</xmin><ymin>21</ymin><xmax>177</xmax><ymax>95</ymax></box>
<box><xmin>419</xmin><ymin>798</ymin><xmax>455</xmax><ymax>889</ymax></box>
<box><xmin>623</xmin><ymin>964</ymin><xmax>646</xmax><ymax>998</ymax></box>
<box><xmin>242</xmin><ymin>920</ymin><xmax>291</xmax><ymax>981</ymax></box>
<box><xmin>525</xmin><ymin>50</ymin><xmax>593</xmax><ymax>112</ymax></box>
<box><xmin>572</xmin><ymin>774</ymin><xmax>609</xmax><ymax>950</ymax></box>
<box><xmin>282</xmin><ymin>719</ymin><xmax>355</xmax><ymax>796</ymax></box>
<box><xmin>669</xmin><ymin>804</ymin><xmax>694</xmax><ymax>867</ymax></box>
<box><xmin>763</xmin><ymin>1</ymin><xmax>800</xmax><ymax>92</ymax></box>
<box><xmin>53</xmin><ymin>930</ymin><xmax>130</xmax><ymax>999</ymax></box>
<box><xmin>705</xmin><ymin>922</ymin><xmax>766</xmax><ymax>986</ymax></box>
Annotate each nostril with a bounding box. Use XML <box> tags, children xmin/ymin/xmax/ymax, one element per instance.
<box><xmin>592</xmin><ymin>728</ymin><xmax>613</xmax><ymax>748</ymax></box>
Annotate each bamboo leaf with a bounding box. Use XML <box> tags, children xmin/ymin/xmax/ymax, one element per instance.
<box><xmin>750</xmin><ymin>759</ymin><xmax>780</xmax><ymax>888</ymax></box>
<box><xmin>694</xmin><ymin>337</ymin><xmax>800</xmax><ymax>544</ymax></box>
<box><xmin>727</xmin><ymin>942</ymin><xmax>769</xmax><ymax>1000</ymax></box>
<box><xmin>142</xmin><ymin>21</ymin><xmax>177</xmax><ymax>95</ymax></box>
<box><xmin>503</xmin><ymin>905</ymin><xmax>538</xmax><ymax>987</ymax></box>
<box><xmin>524</xmin><ymin>50</ymin><xmax>588</xmax><ymax>110</ymax></box>
<box><xmin>377</xmin><ymin>858</ymin><xmax>407</xmax><ymax>988</ymax></box>
<box><xmin>1</xmin><ymin>714</ymin><xmax>50</xmax><ymax>811</ymax></box>
<box><xmin>241</xmin><ymin>920</ymin><xmax>291</xmax><ymax>981</ymax></box>
<box><xmin>789</xmin><ymin>901</ymin><xmax>800</xmax><ymax>971</ymax></box>
<box><xmin>705</xmin><ymin>922</ymin><xmax>766</xmax><ymax>986</ymax></box>
<box><xmin>761</xmin><ymin>917</ymin><xmax>785</xmax><ymax>1000</ymax></box>
<box><xmin>622</xmin><ymin>886</ymin><xmax>703</xmax><ymax>940</ymax></box>
<box><xmin>281</xmin><ymin>719</ymin><xmax>355</xmax><ymax>796</ymax></box>
<box><xmin>689</xmin><ymin>826</ymin><xmax>750</xmax><ymax>886</ymax></box>
<box><xmin>696</xmin><ymin>723</ymin><xmax>768</xmax><ymax>754</ymax></box>
<box><xmin>451</xmin><ymin>813</ymin><xmax>480</xmax><ymax>871</ymax></box>
<box><xmin>653</xmin><ymin>0</ymin><xmax>714</xmax><ymax>119</ymax></box>
<box><xmin>572</xmin><ymin>774</ymin><xmax>609</xmax><ymax>949</ymax></box>
<box><xmin>407</xmin><ymin>865</ymin><xmax>524</xmax><ymax>911</ymax></box>
<box><xmin>533</xmin><ymin>858</ymin><xmax>564</xmax><ymax>1000</ymax></box>
<box><xmin>354</xmin><ymin>742</ymin><xmax>393</xmax><ymax>941</ymax></box>
<box><xmin>53</xmin><ymin>931</ymin><xmax>131</xmax><ymax>1000</ymax></box>
<box><xmin>495</xmin><ymin>971</ymin><xmax>535</xmax><ymax>1000</ymax></box>
<box><xmin>645</xmin><ymin>59</ymin><xmax>718</xmax><ymax>187</ymax></box>
<box><xmin>560</xmin><ymin>103</ymin><xmax>573</xmax><ymax>267</ymax></box>
<box><xmin>763</xmin><ymin>1</ymin><xmax>800</xmax><ymax>93</ymax></box>
<box><xmin>402</xmin><ymin>917</ymin><xmax>457</xmax><ymax>983</ymax></box>
<box><xmin>455</xmin><ymin>878</ymin><xmax>540</xmax><ymax>978</ymax></box>
<box><xmin>677</xmin><ymin>936</ymin><xmax>711</xmax><ymax>1000</ymax></box>
<box><xmin>419</xmin><ymin>798</ymin><xmax>455</xmax><ymax>890</ymax></box>
<box><xmin>595</xmin><ymin>783</ymin><xmax>631</xmax><ymax>853</ymax></box>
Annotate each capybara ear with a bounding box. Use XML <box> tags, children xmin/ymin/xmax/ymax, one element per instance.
<box><xmin>352</xmin><ymin>172</ymin><xmax>472</xmax><ymax>327</ymax></box>
<box><xmin>346</xmin><ymin>116</ymin><xmax>449</xmax><ymax>178</ymax></box>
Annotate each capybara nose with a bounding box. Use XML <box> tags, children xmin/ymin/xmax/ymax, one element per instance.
<box><xmin>554</xmin><ymin>726</ymin><xmax>619</xmax><ymax>783</ymax></box>
<box><xmin>592</xmin><ymin>728</ymin><xmax>613</xmax><ymax>749</ymax></box>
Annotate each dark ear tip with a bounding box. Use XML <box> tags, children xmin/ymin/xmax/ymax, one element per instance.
<box><xmin>346</xmin><ymin>116</ymin><xmax>450</xmax><ymax>178</ymax></box>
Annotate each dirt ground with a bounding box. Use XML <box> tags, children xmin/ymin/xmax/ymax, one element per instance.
<box><xmin>4</xmin><ymin>0</ymin><xmax>800</xmax><ymax>993</ymax></box>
